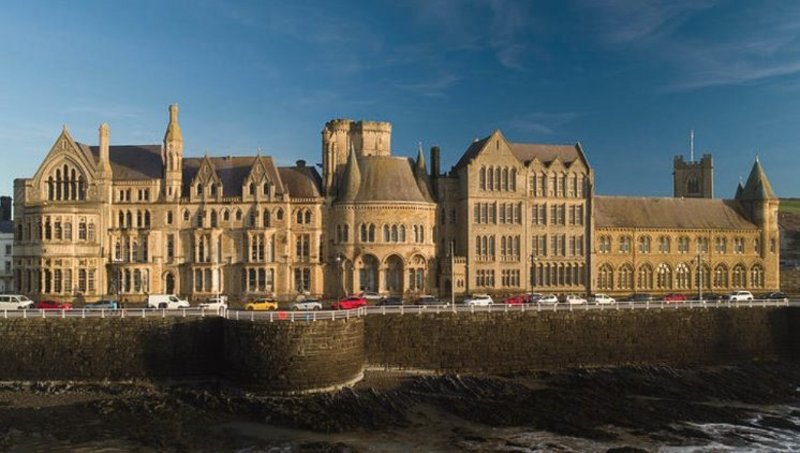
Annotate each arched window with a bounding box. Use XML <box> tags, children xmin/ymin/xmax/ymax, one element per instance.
<box><xmin>263</xmin><ymin>182</ymin><xmax>270</xmax><ymax>195</ymax></box>
<box><xmin>479</xmin><ymin>167</ymin><xmax>486</xmax><ymax>190</ymax></box>
<box><xmin>304</xmin><ymin>210</ymin><xmax>311</xmax><ymax>224</ymax></box>
<box><xmin>210</xmin><ymin>210</ymin><xmax>218</xmax><ymax>228</ymax></box>
<box><xmin>638</xmin><ymin>236</ymin><xmax>651</xmax><ymax>253</ymax></box>
<box><xmin>638</xmin><ymin>264</ymin><xmax>653</xmax><ymax>290</ymax></box>
<box><xmin>750</xmin><ymin>264</ymin><xmax>764</xmax><ymax>288</ymax></box>
<box><xmin>183</xmin><ymin>209</ymin><xmax>190</xmax><ymax>222</ymax></box>
<box><xmin>618</xmin><ymin>264</ymin><xmax>633</xmax><ymax>290</ymax></box>
<box><xmin>383</xmin><ymin>225</ymin><xmax>390</xmax><ymax>242</ymax></box>
<box><xmin>209</xmin><ymin>183</ymin><xmax>217</xmax><ymax>196</ymax></box>
<box><xmin>675</xmin><ymin>263</ymin><xmax>690</xmax><ymax>289</ymax></box>
<box><xmin>263</xmin><ymin>210</ymin><xmax>270</xmax><ymax>227</ymax></box>
<box><xmin>343</xmin><ymin>224</ymin><xmax>349</xmax><ymax>242</ymax></box>
<box><xmin>144</xmin><ymin>211</ymin><xmax>151</xmax><ymax>228</ymax></box>
<box><xmin>510</xmin><ymin>169</ymin><xmax>517</xmax><ymax>191</ymax></box>
<box><xmin>732</xmin><ymin>264</ymin><xmax>746</xmax><ymax>287</ymax></box>
<box><xmin>502</xmin><ymin>167</ymin><xmax>509</xmax><ymax>191</ymax></box>
<box><xmin>714</xmin><ymin>264</ymin><xmax>729</xmax><ymax>289</ymax></box>
<box><xmin>598</xmin><ymin>264</ymin><xmax>613</xmax><ymax>290</ymax></box>
<box><xmin>276</xmin><ymin>209</ymin><xmax>283</xmax><ymax>220</ymax></box>
<box><xmin>235</xmin><ymin>209</ymin><xmax>242</xmax><ymax>221</ymax></box>
<box><xmin>658</xmin><ymin>236</ymin><xmax>670</xmax><ymax>253</ymax></box>
<box><xmin>249</xmin><ymin>183</ymin><xmax>255</xmax><ymax>196</ymax></box>
<box><xmin>487</xmin><ymin>167</ymin><xmax>494</xmax><ymax>190</ymax></box>
<box><xmin>297</xmin><ymin>210</ymin><xmax>304</xmax><ymax>224</ymax></box>
<box><xmin>391</xmin><ymin>225</ymin><xmax>398</xmax><ymax>242</ymax></box>
<box><xmin>657</xmin><ymin>263</ymin><xmax>672</xmax><ymax>290</ymax></box>
<box><xmin>368</xmin><ymin>224</ymin><xmax>376</xmax><ymax>242</ymax></box>
<box><xmin>360</xmin><ymin>224</ymin><xmax>368</xmax><ymax>242</ymax></box>
<box><xmin>196</xmin><ymin>183</ymin><xmax>203</xmax><ymax>196</ymax></box>
<box><xmin>222</xmin><ymin>209</ymin><xmax>229</xmax><ymax>222</ymax></box>
<box><xmin>399</xmin><ymin>225</ymin><xmax>406</xmax><ymax>242</ymax></box>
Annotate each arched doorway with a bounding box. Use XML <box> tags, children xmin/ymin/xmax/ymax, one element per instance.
<box><xmin>359</xmin><ymin>255</ymin><xmax>379</xmax><ymax>292</ymax></box>
<box><xmin>163</xmin><ymin>272</ymin><xmax>175</xmax><ymax>294</ymax></box>
<box><xmin>385</xmin><ymin>255</ymin><xmax>404</xmax><ymax>294</ymax></box>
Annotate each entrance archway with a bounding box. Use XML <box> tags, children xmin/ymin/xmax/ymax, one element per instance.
<box><xmin>359</xmin><ymin>255</ymin><xmax>379</xmax><ymax>292</ymax></box>
<box><xmin>385</xmin><ymin>255</ymin><xmax>404</xmax><ymax>294</ymax></box>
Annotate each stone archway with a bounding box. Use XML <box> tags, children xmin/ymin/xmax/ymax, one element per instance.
<box><xmin>359</xmin><ymin>254</ymin><xmax>379</xmax><ymax>292</ymax></box>
<box><xmin>385</xmin><ymin>255</ymin><xmax>404</xmax><ymax>294</ymax></box>
<box><xmin>164</xmin><ymin>272</ymin><xmax>175</xmax><ymax>294</ymax></box>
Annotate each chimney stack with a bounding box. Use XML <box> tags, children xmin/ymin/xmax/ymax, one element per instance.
<box><xmin>430</xmin><ymin>146</ymin><xmax>441</xmax><ymax>178</ymax></box>
<box><xmin>99</xmin><ymin>123</ymin><xmax>111</xmax><ymax>172</ymax></box>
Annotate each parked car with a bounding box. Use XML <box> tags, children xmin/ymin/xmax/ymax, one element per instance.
<box><xmin>764</xmin><ymin>291</ymin><xmax>788</xmax><ymax>300</ymax></box>
<box><xmin>147</xmin><ymin>294</ymin><xmax>191</xmax><ymax>310</ymax></box>
<box><xmin>84</xmin><ymin>300</ymin><xmax>118</xmax><ymax>310</ymax></box>
<box><xmin>332</xmin><ymin>296</ymin><xmax>367</xmax><ymax>310</ymax></box>
<box><xmin>663</xmin><ymin>293</ymin><xmax>687</xmax><ymax>303</ymax></box>
<box><xmin>243</xmin><ymin>297</ymin><xmax>278</xmax><ymax>311</ymax></box>
<box><xmin>357</xmin><ymin>291</ymin><xmax>383</xmax><ymax>302</ymax></box>
<box><xmin>0</xmin><ymin>294</ymin><xmax>35</xmax><ymax>310</ymax></box>
<box><xmin>728</xmin><ymin>290</ymin><xmax>754</xmax><ymax>302</ymax></box>
<box><xmin>528</xmin><ymin>293</ymin><xmax>543</xmax><ymax>303</ymax></box>
<box><xmin>503</xmin><ymin>294</ymin><xmax>528</xmax><ymax>305</ymax></box>
<box><xmin>629</xmin><ymin>293</ymin><xmax>654</xmax><ymax>303</ymax></box>
<box><xmin>464</xmin><ymin>294</ymin><xmax>494</xmax><ymax>306</ymax></box>
<box><xmin>538</xmin><ymin>294</ymin><xmax>559</xmax><ymax>304</ymax></box>
<box><xmin>564</xmin><ymin>294</ymin><xmax>587</xmax><ymax>305</ymax></box>
<box><xmin>377</xmin><ymin>297</ymin><xmax>404</xmax><ymax>306</ymax></box>
<box><xmin>704</xmin><ymin>293</ymin><xmax>726</xmax><ymax>302</ymax></box>
<box><xmin>198</xmin><ymin>296</ymin><xmax>228</xmax><ymax>311</ymax></box>
<box><xmin>290</xmin><ymin>298</ymin><xmax>323</xmax><ymax>311</ymax></box>
<box><xmin>35</xmin><ymin>300</ymin><xmax>73</xmax><ymax>310</ymax></box>
<box><xmin>591</xmin><ymin>294</ymin><xmax>616</xmax><ymax>305</ymax></box>
<box><xmin>415</xmin><ymin>295</ymin><xmax>443</xmax><ymax>305</ymax></box>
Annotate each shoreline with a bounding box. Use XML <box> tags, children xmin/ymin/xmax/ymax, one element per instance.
<box><xmin>2</xmin><ymin>362</ymin><xmax>800</xmax><ymax>451</ymax></box>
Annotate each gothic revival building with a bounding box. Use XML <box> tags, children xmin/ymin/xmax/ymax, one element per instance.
<box><xmin>12</xmin><ymin>106</ymin><xmax>780</xmax><ymax>302</ymax></box>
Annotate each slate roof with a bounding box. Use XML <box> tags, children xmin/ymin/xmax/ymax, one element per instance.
<box><xmin>278</xmin><ymin>165</ymin><xmax>323</xmax><ymax>199</ymax></box>
<box><xmin>79</xmin><ymin>143</ymin><xmax>165</xmax><ymax>180</ymax></box>
<box><xmin>182</xmin><ymin>156</ymin><xmax>285</xmax><ymax>198</ymax></box>
<box><xmin>595</xmin><ymin>196</ymin><xmax>758</xmax><ymax>230</ymax></box>
<box><xmin>739</xmin><ymin>159</ymin><xmax>777</xmax><ymax>201</ymax></box>
<box><xmin>452</xmin><ymin>133</ymin><xmax>584</xmax><ymax>172</ymax></box>
<box><xmin>337</xmin><ymin>155</ymin><xmax>431</xmax><ymax>203</ymax></box>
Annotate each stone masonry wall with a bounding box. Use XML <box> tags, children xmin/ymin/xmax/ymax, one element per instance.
<box><xmin>365</xmin><ymin>307</ymin><xmax>793</xmax><ymax>374</ymax></box>
<box><xmin>224</xmin><ymin>318</ymin><xmax>364</xmax><ymax>394</ymax></box>
<box><xmin>0</xmin><ymin>317</ymin><xmax>222</xmax><ymax>381</ymax></box>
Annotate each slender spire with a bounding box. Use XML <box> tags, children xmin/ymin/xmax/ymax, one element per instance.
<box><xmin>337</xmin><ymin>146</ymin><xmax>361</xmax><ymax>202</ymax></box>
<box><xmin>415</xmin><ymin>142</ymin><xmax>427</xmax><ymax>172</ymax></box>
<box><xmin>740</xmin><ymin>157</ymin><xmax>777</xmax><ymax>201</ymax></box>
<box><xmin>164</xmin><ymin>103</ymin><xmax>182</xmax><ymax>143</ymax></box>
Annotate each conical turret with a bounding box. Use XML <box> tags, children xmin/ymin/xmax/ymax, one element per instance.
<box><xmin>337</xmin><ymin>146</ymin><xmax>361</xmax><ymax>202</ymax></box>
<box><xmin>740</xmin><ymin>157</ymin><xmax>776</xmax><ymax>201</ymax></box>
<box><xmin>734</xmin><ymin>181</ymin><xmax>744</xmax><ymax>200</ymax></box>
<box><xmin>414</xmin><ymin>144</ymin><xmax>434</xmax><ymax>201</ymax></box>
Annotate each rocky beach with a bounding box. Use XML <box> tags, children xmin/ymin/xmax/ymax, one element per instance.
<box><xmin>2</xmin><ymin>362</ymin><xmax>800</xmax><ymax>451</ymax></box>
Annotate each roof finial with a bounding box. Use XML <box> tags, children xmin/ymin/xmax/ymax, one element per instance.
<box><xmin>689</xmin><ymin>129</ymin><xmax>694</xmax><ymax>162</ymax></box>
<box><xmin>755</xmin><ymin>153</ymin><xmax>760</xmax><ymax>163</ymax></box>
<box><xmin>256</xmin><ymin>146</ymin><xmax>262</xmax><ymax>156</ymax></box>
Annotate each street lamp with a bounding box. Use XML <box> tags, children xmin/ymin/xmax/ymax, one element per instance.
<box><xmin>335</xmin><ymin>255</ymin><xmax>342</xmax><ymax>301</ymax></box>
<box><xmin>694</xmin><ymin>249</ymin><xmax>704</xmax><ymax>301</ymax></box>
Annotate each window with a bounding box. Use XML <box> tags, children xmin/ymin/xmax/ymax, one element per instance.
<box><xmin>715</xmin><ymin>237</ymin><xmax>726</xmax><ymax>253</ymax></box>
<box><xmin>734</xmin><ymin>237</ymin><xmax>744</xmax><ymax>254</ymax></box>
<box><xmin>166</xmin><ymin>211</ymin><xmax>173</xmax><ymax>225</ymax></box>
<box><xmin>619</xmin><ymin>236</ymin><xmax>631</xmax><ymax>253</ymax></box>
<box><xmin>295</xmin><ymin>234</ymin><xmax>311</xmax><ymax>261</ymax></box>
<box><xmin>697</xmin><ymin>237</ymin><xmax>709</xmax><ymax>253</ymax></box>
<box><xmin>196</xmin><ymin>184</ymin><xmax>203</xmax><ymax>196</ymax></box>
<box><xmin>638</xmin><ymin>236</ymin><xmax>651</xmax><ymax>254</ymax></box>
<box><xmin>294</xmin><ymin>268</ymin><xmax>311</xmax><ymax>292</ymax></box>
<box><xmin>678</xmin><ymin>236</ymin><xmax>690</xmax><ymax>253</ymax></box>
<box><xmin>656</xmin><ymin>263</ymin><xmax>672</xmax><ymax>290</ymax></box>
<box><xmin>658</xmin><ymin>236</ymin><xmax>670</xmax><ymax>253</ymax></box>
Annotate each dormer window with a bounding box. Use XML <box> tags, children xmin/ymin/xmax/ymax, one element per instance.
<box><xmin>210</xmin><ymin>183</ymin><xmax>217</xmax><ymax>196</ymax></box>
<box><xmin>263</xmin><ymin>182</ymin><xmax>270</xmax><ymax>195</ymax></box>
<box><xmin>196</xmin><ymin>183</ymin><xmax>203</xmax><ymax>196</ymax></box>
<box><xmin>249</xmin><ymin>183</ymin><xmax>255</xmax><ymax>196</ymax></box>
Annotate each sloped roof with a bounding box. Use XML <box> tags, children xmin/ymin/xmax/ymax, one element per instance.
<box><xmin>452</xmin><ymin>134</ymin><xmax>583</xmax><ymax>171</ymax></box>
<box><xmin>595</xmin><ymin>196</ymin><xmax>757</xmax><ymax>230</ymax></box>
<box><xmin>739</xmin><ymin>159</ymin><xmax>777</xmax><ymax>201</ymax></box>
<box><xmin>81</xmin><ymin>143</ymin><xmax>165</xmax><ymax>180</ymax></box>
<box><xmin>278</xmin><ymin>165</ymin><xmax>322</xmax><ymax>199</ymax></box>
<box><xmin>508</xmin><ymin>143</ymin><xmax>581</xmax><ymax>166</ymax></box>
<box><xmin>336</xmin><ymin>156</ymin><xmax>431</xmax><ymax>203</ymax></box>
<box><xmin>182</xmin><ymin>156</ymin><xmax>285</xmax><ymax>198</ymax></box>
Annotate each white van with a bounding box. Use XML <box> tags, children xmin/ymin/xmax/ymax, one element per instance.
<box><xmin>147</xmin><ymin>294</ymin><xmax>190</xmax><ymax>309</ymax></box>
<box><xmin>0</xmin><ymin>294</ymin><xmax>35</xmax><ymax>310</ymax></box>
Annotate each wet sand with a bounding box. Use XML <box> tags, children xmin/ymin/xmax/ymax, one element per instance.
<box><xmin>2</xmin><ymin>362</ymin><xmax>800</xmax><ymax>451</ymax></box>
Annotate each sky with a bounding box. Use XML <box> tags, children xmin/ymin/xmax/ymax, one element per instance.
<box><xmin>1</xmin><ymin>0</ymin><xmax>799</xmax><ymax>198</ymax></box>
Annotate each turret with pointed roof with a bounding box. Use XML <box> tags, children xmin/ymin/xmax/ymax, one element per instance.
<box><xmin>739</xmin><ymin>157</ymin><xmax>777</xmax><ymax>201</ymax></box>
<box><xmin>337</xmin><ymin>147</ymin><xmax>361</xmax><ymax>202</ymax></box>
<box><xmin>414</xmin><ymin>145</ymin><xmax>434</xmax><ymax>201</ymax></box>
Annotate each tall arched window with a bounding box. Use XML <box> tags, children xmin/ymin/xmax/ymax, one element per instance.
<box><xmin>479</xmin><ymin>167</ymin><xmax>486</xmax><ymax>190</ymax></box>
<box><xmin>714</xmin><ymin>264</ymin><xmax>728</xmax><ymax>289</ymax></box>
<box><xmin>263</xmin><ymin>210</ymin><xmax>270</xmax><ymax>227</ymax></box>
<box><xmin>657</xmin><ymin>264</ymin><xmax>672</xmax><ymax>290</ymax></box>
<box><xmin>675</xmin><ymin>263</ymin><xmax>690</xmax><ymax>289</ymax></box>
<box><xmin>732</xmin><ymin>264</ymin><xmax>745</xmax><ymax>287</ymax></box>
<box><xmin>598</xmin><ymin>264</ymin><xmax>613</xmax><ymax>290</ymax></box>
<box><xmin>618</xmin><ymin>264</ymin><xmax>633</xmax><ymax>290</ymax></box>
<box><xmin>638</xmin><ymin>264</ymin><xmax>654</xmax><ymax>290</ymax></box>
<box><xmin>383</xmin><ymin>225</ymin><xmax>390</xmax><ymax>242</ymax></box>
<box><xmin>750</xmin><ymin>264</ymin><xmax>764</xmax><ymax>288</ymax></box>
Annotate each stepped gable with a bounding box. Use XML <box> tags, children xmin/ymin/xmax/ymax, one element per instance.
<box><xmin>182</xmin><ymin>155</ymin><xmax>285</xmax><ymax>198</ymax></box>
<box><xmin>81</xmin><ymin>143</ymin><xmax>164</xmax><ymax>180</ymax></box>
<box><xmin>277</xmin><ymin>164</ymin><xmax>322</xmax><ymax>199</ymax></box>
<box><xmin>595</xmin><ymin>196</ymin><xmax>758</xmax><ymax>230</ymax></box>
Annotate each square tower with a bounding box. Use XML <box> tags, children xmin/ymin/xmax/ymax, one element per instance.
<box><xmin>673</xmin><ymin>154</ymin><xmax>713</xmax><ymax>198</ymax></box>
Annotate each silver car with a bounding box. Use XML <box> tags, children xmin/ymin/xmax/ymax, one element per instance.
<box><xmin>291</xmin><ymin>299</ymin><xmax>323</xmax><ymax>310</ymax></box>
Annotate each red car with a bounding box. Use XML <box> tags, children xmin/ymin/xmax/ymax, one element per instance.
<box><xmin>35</xmin><ymin>300</ymin><xmax>73</xmax><ymax>310</ymax></box>
<box><xmin>331</xmin><ymin>296</ymin><xmax>367</xmax><ymax>310</ymax></box>
<box><xmin>663</xmin><ymin>294</ymin><xmax>687</xmax><ymax>304</ymax></box>
<box><xmin>503</xmin><ymin>295</ymin><xmax>528</xmax><ymax>305</ymax></box>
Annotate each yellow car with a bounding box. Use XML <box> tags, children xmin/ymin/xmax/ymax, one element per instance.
<box><xmin>244</xmin><ymin>298</ymin><xmax>279</xmax><ymax>311</ymax></box>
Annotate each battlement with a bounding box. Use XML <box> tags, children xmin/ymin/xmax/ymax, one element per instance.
<box><xmin>674</xmin><ymin>154</ymin><xmax>713</xmax><ymax>168</ymax></box>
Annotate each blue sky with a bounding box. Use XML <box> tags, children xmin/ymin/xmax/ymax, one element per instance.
<box><xmin>1</xmin><ymin>0</ymin><xmax>799</xmax><ymax>197</ymax></box>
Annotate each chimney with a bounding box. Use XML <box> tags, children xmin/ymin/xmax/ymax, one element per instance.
<box><xmin>0</xmin><ymin>196</ymin><xmax>10</xmax><ymax>222</ymax></box>
<box><xmin>99</xmin><ymin>123</ymin><xmax>111</xmax><ymax>172</ymax></box>
<box><xmin>296</xmin><ymin>159</ymin><xmax>306</xmax><ymax>168</ymax></box>
<box><xmin>430</xmin><ymin>146</ymin><xmax>440</xmax><ymax>178</ymax></box>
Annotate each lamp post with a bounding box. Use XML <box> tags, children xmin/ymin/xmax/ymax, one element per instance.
<box><xmin>529</xmin><ymin>252</ymin><xmax>538</xmax><ymax>295</ymax></box>
<box><xmin>695</xmin><ymin>249</ymin><xmax>703</xmax><ymax>301</ymax></box>
<box><xmin>335</xmin><ymin>255</ymin><xmax>342</xmax><ymax>302</ymax></box>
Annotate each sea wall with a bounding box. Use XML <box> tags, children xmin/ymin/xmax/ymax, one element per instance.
<box><xmin>0</xmin><ymin>317</ymin><xmax>223</xmax><ymax>381</ymax></box>
<box><xmin>223</xmin><ymin>318</ymin><xmax>364</xmax><ymax>394</ymax></box>
<box><xmin>364</xmin><ymin>306</ymin><xmax>793</xmax><ymax>373</ymax></box>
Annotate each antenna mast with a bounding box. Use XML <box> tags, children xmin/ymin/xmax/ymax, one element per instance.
<box><xmin>690</xmin><ymin>129</ymin><xmax>694</xmax><ymax>162</ymax></box>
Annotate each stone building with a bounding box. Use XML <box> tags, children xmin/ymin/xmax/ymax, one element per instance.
<box><xmin>12</xmin><ymin>105</ymin><xmax>780</xmax><ymax>303</ymax></box>
<box><xmin>0</xmin><ymin>196</ymin><xmax>12</xmax><ymax>293</ymax></box>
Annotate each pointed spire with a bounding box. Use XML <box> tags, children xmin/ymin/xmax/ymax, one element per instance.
<box><xmin>740</xmin><ymin>157</ymin><xmax>777</xmax><ymax>201</ymax></box>
<box><xmin>164</xmin><ymin>103</ymin><xmax>182</xmax><ymax>143</ymax></box>
<box><xmin>735</xmin><ymin>180</ymin><xmax>744</xmax><ymax>200</ymax></box>
<box><xmin>415</xmin><ymin>142</ymin><xmax>427</xmax><ymax>173</ymax></box>
<box><xmin>338</xmin><ymin>146</ymin><xmax>361</xmax><ymax>202</ymax></box>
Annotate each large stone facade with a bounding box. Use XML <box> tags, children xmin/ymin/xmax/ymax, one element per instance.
<box><xmin>11</xmin><ymin>106</ymin><xmax>780</xmax><ymax>302</ymax></box>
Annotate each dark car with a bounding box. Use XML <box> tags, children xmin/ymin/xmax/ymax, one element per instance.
<box><xmin>377</xmin><ymin>297</ymin><xmax>404</xmax><ymax>306</ymax></box>
<box><xmin>704</xmin><ymin>293</ymin><xmax>725</xmax><ymax>302</ymax></box>
<box><xmin>630</xmin><ymin>293</ymin><xmax>654</xmax><ymax>303</ymax></box>
<box><xmin>415</xmin><ymin>295</ymin><xmax>443</xmax><ymax>305</ymax></box>
<box><xmin>765</xmin><ymin>291</ymin><xmax>788</xmax><ymax>300</ymax></box>
<box><xmin>85</xmin><ymin>300</ymin><xmax>118</xmax><ymax>310</ymax></box>
<box><xmin>35</xmin><ymin>300</ymin><xmax>73</xmax><ymax>310</ymax></box>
